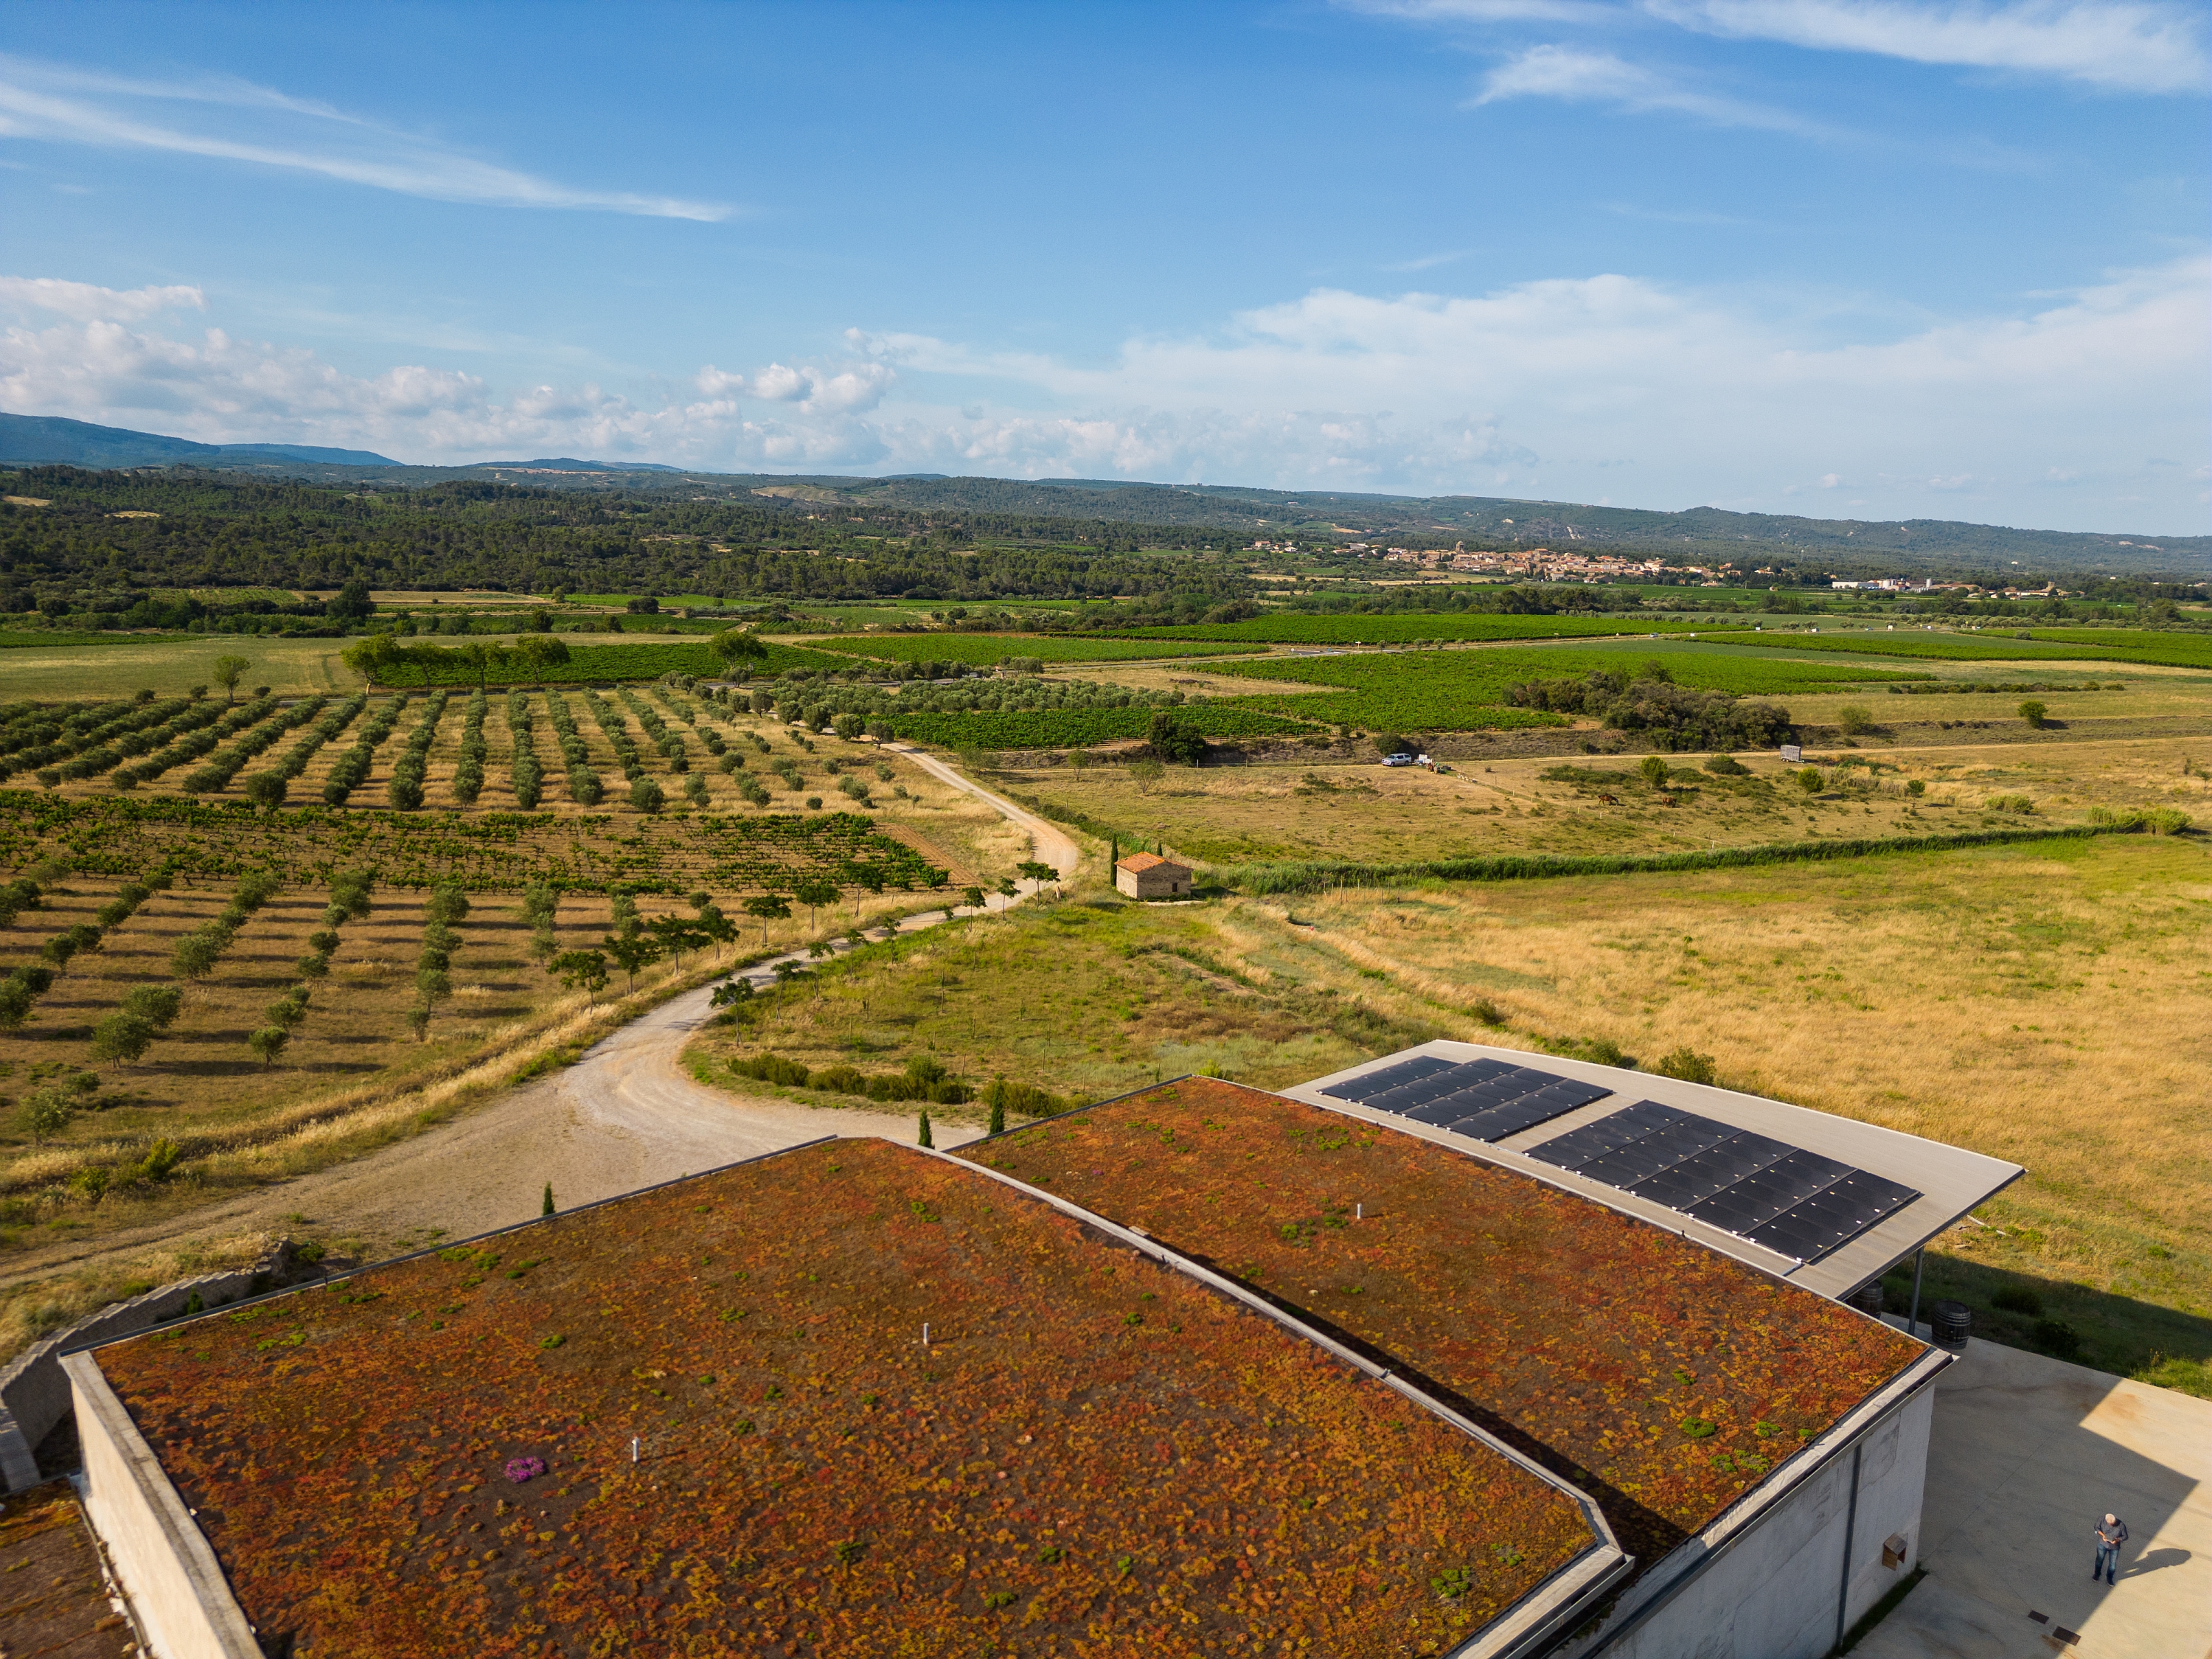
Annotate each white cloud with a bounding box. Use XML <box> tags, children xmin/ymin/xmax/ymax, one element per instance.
<box><xmin>4</xmin><ymin>259</ymin><xmax>2203</xmax><ymax>530</ymax></box>
<box><xmin>1470</xmin><ymin>44</ymin><xmax>1839</xmax><ymax>129</ymax></box>
<box><xmin>1650</xmin><ymin>0</ymin><xmax>2211</xmax><ymax>93</ymax></box>
<box><xmin>692</xmin><ymin>360</ymin><xmax>895</xmax><ymax>414</ymax></box>
<box><xmin>0</xmin><ymin>276</ymin><xmax>204</xmax><ymax>321</ymax></box>
<box><xmin>0</xmin><ymin>54</ymin><xmax>729</xmax><ymax>220</ymax></box>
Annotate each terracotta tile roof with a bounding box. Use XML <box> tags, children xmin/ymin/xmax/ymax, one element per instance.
<box><xmin>1116</xmin><ymin>852</ymin><xmax>1184</xmax><ymax>872</ymax></box>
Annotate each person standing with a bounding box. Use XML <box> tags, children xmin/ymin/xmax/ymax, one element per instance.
<box><xmin>2093</xmin><ymin>1512</ymin><xmax>2128</xmax><ymax>1585</ymax></box>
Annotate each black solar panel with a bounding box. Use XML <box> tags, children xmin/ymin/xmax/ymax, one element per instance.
<box><xmin>1320</xmin><ymin>1054</ymin><xmax>1462</xmax><ymax>1103</ymax></box>
<box><xmin>1321</xmin><ymin>1057</ymin><xmax>1613</xmax><ymax>1145</ymax></box>
<box><xmin>1523</xmin><ymin>1102</ymin><xmax>1921</xmax><ymax>1263</ymax></box>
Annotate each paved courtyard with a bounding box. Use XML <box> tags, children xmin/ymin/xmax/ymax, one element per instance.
<box><xmin>1857</xmin><ymin>1336</ymin><xmax>2208</xmax><ymax>1659</ymax></box>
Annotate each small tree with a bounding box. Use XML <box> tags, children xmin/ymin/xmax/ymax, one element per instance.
<box><xmin>995</xmin><ymin>876</ymin><xmax>1018</xmax><ymax>913</ymax></box>
<box><xmin>243</xmin><ymin>771</ymin><xmax>288</xmax><ymax>810</ymax></box>
<box><xmin>1638</xmin><ymin>756</ymin><xmax>1669</xmax><ymax>787</ymax></box>
<box><xmin>792</xmin><ymin>875</ymin><xmax>841</xmax><ymax>933</ymax></box>
<box><xmin>1016</xmin><ymin>858</ymin><xmax>1058</xmax><ymax>897</ymax></box>
<box><xmin>961</xmin><ymin>885</ymin><xmax>984</xmax><ymax>913</ymax></box>
<box><xmin>517</xmin><ymin>635</ymin><xmax>569</xmax><ymax>678</ymax></box>
<box><xmin>211</xmin><ymin>655</ymin><xmax>251</xmax><ymax>703</ymax></box>
<box><xmin>2018</xmin><ymin>700</ymin><xmax>2048</xmax><ymax>728</ymax></box>
<box><xmin>1837</xmin><ymin>703</ymin><xmax>1874</xmax><ymax>736</ymax></box>
<box><xmin>987</xmin><ymin>1077</ymin><xmax>1007</xmax><ymax>1136</ymax></box>
<box><xmin>91</xmin><ymin>1012</ymin><xmax>155</xmax><ymax>1065</ymax></box>
<box><xmin>329</xmin><ymin>578</ymin><xmax>375</xmax><ymax>623</ymax></box>
<box><xmin>917</xmin><ymin>1109</ymin><xmax>933</xmax><ymax>1149</ymax></box>
<box><xmin>603</xmin><ymin>931</ymin><xmax>664</xmax><ymax>990</ymax></box>
<box><xmin>630</xmin><ymin>776</ymin><xmax>666</xmax><ymax>813</ymax></box>
<box><xmin>542</xmin><ymin>1182</ymin><xmax>556</xmax><ymax>1216</ymax></box>
<box><xmin>743</xmin><ymin>893</ymin><xmax>791</xmax><ymax>943</ymax></box>
<box><xmin>1148</xmin><ymin>710</ymin><xmax>1206</xmax><ymax>766</ymax></box>
<box><xmin>1795</xmin><ymin>767</ymin><xmax>1825</xmax><ymax>796</ymax></box>
<box><xmin>549</xmin><ymin>948</ymin><xmax>610</xmax><ymax>1003</ymax></box>
<box><xmin>712</xmin><ymin>628</ymin><xmax>770</xmax><ymax>678</ymax></box>
<box><xmin>248</xmin><ymin>1026</ymin><xmax>291</xmax><ymax>1065</ymax></box>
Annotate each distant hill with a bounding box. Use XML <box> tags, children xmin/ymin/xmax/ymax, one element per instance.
<box><xmin>0</xmin><ymin>413</ymin><xmax>397</xmax><ymax>470</ymax></box>
<box><xmin>2</xmin><ymin>412</ymin><xmax>2203</xmax><ymax>578</ymax></box>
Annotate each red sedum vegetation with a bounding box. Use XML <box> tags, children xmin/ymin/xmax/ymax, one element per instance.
<box><xmin>956</xmin><ymin>1079</ymin><xmax>1923</xmax><ymax>1572</ymax></box>
<box><xmin>97</xmin><ymin>1138</ymin><xmax>1596</xmax><ymax>1657</ymax></box>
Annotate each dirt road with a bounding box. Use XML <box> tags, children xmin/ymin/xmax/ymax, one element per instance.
<box><xmin>16</xmin><ymin>751</ymin><xmax>1082</xmax><ymax>1268</ymax></box>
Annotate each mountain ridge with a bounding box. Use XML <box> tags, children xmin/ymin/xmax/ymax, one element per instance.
<box><xmin>3</xmin><ymin>411</ymin><xmax>2203</xmax><ymax>577</ymax></box>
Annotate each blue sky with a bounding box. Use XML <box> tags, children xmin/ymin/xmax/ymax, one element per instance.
<box><xmin>1</xmin><ymin>1</ymin><xmax>2205</xmax><ymax>532</ymax></box>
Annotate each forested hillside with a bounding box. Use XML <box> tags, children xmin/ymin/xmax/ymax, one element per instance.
<box><xmin>0</xmin><ymin>467</ymin><xmax>1247</xmax><ymax>605</ymax></box>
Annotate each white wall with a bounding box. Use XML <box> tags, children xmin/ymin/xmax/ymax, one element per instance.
<box><xmin>1568</xmin><ymin>1385</ymin><xmax>1933</xmax><ymax>1659</ymax></box>
<box><xmin>65</xmin><ymin>1354</ymin><xmax>262</xmax><ymax>1659</ymax></box>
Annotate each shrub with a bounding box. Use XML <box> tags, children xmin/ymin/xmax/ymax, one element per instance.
<box><xmin>1703</xmin><ymin>754</ymin><xmax>1748</xmax><ymax>776</ymax></box>
<box><xmin>1638</xmin><ymin>756</ymin><xmax>1669</xmax><ymax>787</ymax></box>
<box><xmin>243</xmin><ymin>771</ymin><xmax>288</xmax><ymax>810</ymax></box>
<box><xmin>248</xmin><ymin>1026</ymin><xmax>291</xmax><ymax>1065</ymax></box>
<box><xmin>630</xmin><ymin>777</ymin><xmax>665</xmax><ymax>813</ymax></box>
<box><xmin>1836</xmin><ymin>703</ymin><xmax>1874</xmax><ymax>735</ymax></box>
<box><xmin>1984</xmin><ymin>793</ymin><xmax>2035</xmax><ymax>815</ymax></box>
<box><xmin>2017</xmin><ymin>700</ymin><xmax>2048</xmax><ymax>728</ymax></box>
<box><xmin>1651</xmin><ymin>1046</ymin><xmax>1717</xmax><ymax>1085</ymax></box>
<box><xmin>2031</xmin><ymin>1318</ymin><xmax>2081</xmax><ymax>1361</ymax></box>
<box><xmin>1794</xmin><ymin>768</ymin><xmax>1825</xmax><ymax>795</ymax></box>
<box><xmin>1906</xmin><ymin>779</ymin><xmax>1926</xmax><ymax>796</ymax></box>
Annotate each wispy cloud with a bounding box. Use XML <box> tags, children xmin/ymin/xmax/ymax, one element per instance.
<box><xmin>1470</xmin><ymin>44</ymin><xmax>1839</xmax><ymax>131</ymax></box>
<box><xmin>0</xmin><ymin>276</ymin><xmax>204</xmax><ymax>321</ymax></box>
<box><xmin>1649</xmin><ymin>0</ymin><xmax>2210</xmax><ymax>93</ymax></box>
<box><xmin>1382</xmin><ymin>249</ymin><xmax>1475</xmax><ymax>271</ymax></box>
<box><xmin>0</xmin><ymin>54</ymin><xmax>731</xmax><ymax>220</ymax></box>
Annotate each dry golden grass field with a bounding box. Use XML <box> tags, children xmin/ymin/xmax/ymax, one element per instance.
<box><xmin>686</xmin><ymin>825</ymin><xmax>2211</xmax><ymax>1397</ymax></box>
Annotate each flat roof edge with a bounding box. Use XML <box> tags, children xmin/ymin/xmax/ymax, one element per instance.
<box><xmin>927</xmin><ymin>1146</ymin><xmax>1635</xmax><ymax>1644</ymax></box>
<box><xmin>64</xmin><ymin>1136</ymin><xmax>841</xmax><ymax>1360</ymax></box>
<box><xmin>1582</xmin><ymin>1344</ymin><xmax>1952</xmax><ymax>1654</ymax></box>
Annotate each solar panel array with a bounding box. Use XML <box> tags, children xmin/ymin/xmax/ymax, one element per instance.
<box><xmin>1318</xmin><ymin>1055</ymin><xmax>1613</xmax><ymax>1144</ymax></box>
<box><xmin>1526</xmin><ymin>1101</ymin><xmax>1920</xmax><ymax>1262</ymax></box>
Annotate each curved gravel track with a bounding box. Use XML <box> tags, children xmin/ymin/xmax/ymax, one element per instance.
<box><xmin>7</xmin><ymin>748</ymin><xmax>1081</xmax><ymax>1270</ymax></box>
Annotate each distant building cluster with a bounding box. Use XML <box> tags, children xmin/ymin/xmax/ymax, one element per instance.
<box><xmin>1832</xmin><ymin>578</ymin><xmax>2070</xmax><ymax>599</ymax></box>
<box><xmin>1350</xmin><ymin>541</ymin><xmax>1731</xmax><ymax>585</ymax></box>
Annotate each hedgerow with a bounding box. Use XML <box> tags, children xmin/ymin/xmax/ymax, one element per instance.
<box><xmin>386</xmin><ymin>692</ymin><xmax>452</xmax><ymax>812</ymax></box>
<box><xmin>541</xmin><ymin>691</ymin><xmax>603</xmax><ymax>804</ymax></box>
<box><xmin>506</xmin><ymin>691</ymin><xmax>543</xmax><ymax>809</ymax></box>
<box><xmin>449</xmin><ymin>691</ymin><xmax>488</xmax><ymax>806</ymax></box>
<box><xmin>361</xmin><ymin>640</ymin><xmax>850</xmax><ymax>686</ymax></box>
<box><xmin>182</xmin><ymin>696</ymin><xmax>330</xmax><ymax>794</ymax></box>
<box><xmin>1217</xmin><ymin>824</ymin><xmax>2133</xmax><ymax>894</ymax></box>
<box><xmin>806</xmin><ymin>633</ymin><xmax>1263</xmax><ymax>666</ymax></box>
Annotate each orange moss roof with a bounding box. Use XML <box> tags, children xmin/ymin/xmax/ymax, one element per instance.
<box><xmin>95</xmin><ymin>1139</ymin><xmax>1598</xmax><ymax>1657</ymax></box>
<box><xmin>954</xmin><ymin>1079</ymin><xmax>1924</xmax><ymax>1572</ymax></box>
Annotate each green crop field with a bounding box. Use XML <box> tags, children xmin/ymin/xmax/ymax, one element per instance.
<box><xmin>886</xmin><ymin>705</ymin><xmax>1317</xmax><ymax>748</ymax></box>
<box><xmin>2027</xmin><ymin>628</ymin><xmax>2212</xmax><ymax>669</ymax></box>
<box><xmin>803</xmin><ymin>633</ymin><xmax>1262</xmax><ymax>666</ymax></box>
<box><xmin>1119</xmin><ymin>613</ymin><xmax>1705</xmax><ymax>646</ymax></box>
<box><xmin>1203</xmin><ymin>645</ymin><xmax>1926</xmax><ymax>734</ymax></box>
<box><xmin>1700</xmin><ymin>629</ymin><xmax>2130</xmax><ymax>664</ymax></box>
<box><xmin>554</xmin><ymin>593</ymin><xmax>729</xmax><ymax>610</ymax></box>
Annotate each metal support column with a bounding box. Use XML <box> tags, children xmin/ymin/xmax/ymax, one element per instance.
<box><xmin>1907</xmin><ymin>1248</ymin><xmax>1925</xmax><ymax>1339</ymax></box>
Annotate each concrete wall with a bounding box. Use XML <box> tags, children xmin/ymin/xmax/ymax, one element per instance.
<box><xmin>0</xmin><ymin>1241</ymin><xmax>309</xmax><ymax>1492</ymax></box>
<box><xmin>64</xmin><ymin>1354</ymin><xmax>261</xmax><ymax>1659</ymax></box>
<box><xmin>1573</xmin><ymin>1383</ymin><xmax>1934</xmax><ymax>1659</ymax></box>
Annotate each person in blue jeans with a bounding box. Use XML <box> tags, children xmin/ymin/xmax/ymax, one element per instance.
<box><xmin>2093</xmin><ymin>1512</ymin><xmax>2128</xmax><ymax>1585</ymax></box>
